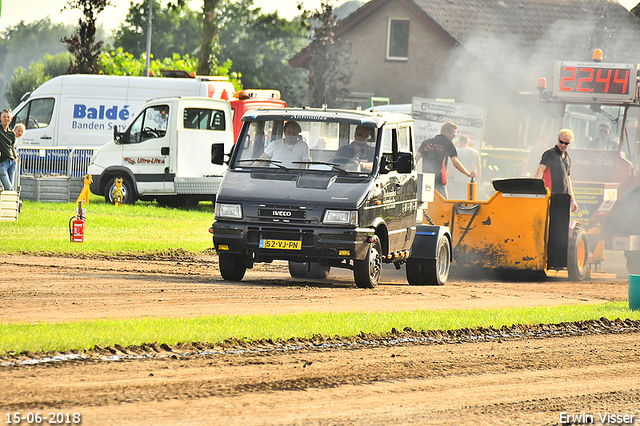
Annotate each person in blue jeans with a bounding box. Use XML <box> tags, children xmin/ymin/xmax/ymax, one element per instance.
<box><xmin>0</xmin><ymin>109</ymin><xmax>18</xmax><ymax>191</ymax></box>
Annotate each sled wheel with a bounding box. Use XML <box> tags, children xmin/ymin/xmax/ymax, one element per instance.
<box><xmin>568</xmin><ymin>225</ymin><xmax>589</xmax><ymax>280</ymax></box>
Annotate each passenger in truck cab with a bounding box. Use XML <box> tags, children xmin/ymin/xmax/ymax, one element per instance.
<box><xmin>588</xmin><ymin>123</ymin><xmax>617</xmax><ymax>150</ymax></box>
<box><xmin>256</xmin><ymin>120</ymin><xmax>310</xmax><ymax>168</ymax></box>
<box><xmin>332</xmin><ymin>125</ymin><xmax>376</xmax><ymax>172</ymax></box>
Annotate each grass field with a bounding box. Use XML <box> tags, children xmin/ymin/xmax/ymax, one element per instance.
<box><xmin>2</xmin><ymin>302</ymin><xmax>639</xmax><ymax>355</ymax></box>
<box><xmin>0</xmin><ymin>199</ymin><xmax>215</xmax><ymax>253</ymax></box>
<box><xmin>1</xmin><ymin>200</ymin><xmax>637</xmax><ymax>355</ymax></box>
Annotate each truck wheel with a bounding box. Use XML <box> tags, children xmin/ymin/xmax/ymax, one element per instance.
<box><xmin>288</xmin><ymin>262</ymin><xmax>331</xmax><ymax>279</ymax></box>
<box><xmin>218</xmin><ymin>253</ymin><xmax>246</xmax><ymax>281</ymax></box>
<box><xmin>625</xmin><ymin>251</ymin><xmax>640</xmax><ymax>275</ymax></box>
<box><xmin>308</xmin><ymin>263</ymin><xmax>330</xmax><ymax>279</ymax></box>
<box><xmin>406</xmin><ymin>234</ymin><xmax>450</xmax><ymax>285</ymax></box>
<box><xmin>288</xmin><ymin>261</ymin><xmax>309</xmax><ymax>279</ymax></box>
<box><xmin>106</xmin><ymin>176</ymin><xmax>136</xmax><ymax>205</ymax></box>
<box><xmin>568</xmin><ymin>226</ymin><xmax>589</xmax><ymax>280</ymax></box>
<box><xmin>354</xmin><ymin>235</ymin><xmax>382</xmax><ymax>288</ymax></box>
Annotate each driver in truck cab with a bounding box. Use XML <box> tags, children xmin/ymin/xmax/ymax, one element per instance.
<box><xmin>255</xmin><ymin>121</ymin><xmax>310</xmax><ymax>168</ymax></box>
<box><xmin>332</xmin><ymin>125</ymin><xmax>376</xmax><ymax>172</ymax></box>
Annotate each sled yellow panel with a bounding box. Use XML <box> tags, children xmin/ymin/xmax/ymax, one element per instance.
<box><xmin>425</xmin><ymin>190</ymin><xmax>549</xmax><ymax>270</ymax></box>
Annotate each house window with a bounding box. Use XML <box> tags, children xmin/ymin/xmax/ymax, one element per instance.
<box><xmin>387</xmin><ymin>19</ymin><xmax>409</xmax><ymax>60</ymax></box>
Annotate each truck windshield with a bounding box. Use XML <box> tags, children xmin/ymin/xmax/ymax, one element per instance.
<box><xmin>233</xmin><ymin>119</ymin><xmax>378</xmax><ymax>173</ymax></box>
<box><xmin>563</xmin><ymin>104</ymin><xmax>623</xmax><ymax>150</ymax></box>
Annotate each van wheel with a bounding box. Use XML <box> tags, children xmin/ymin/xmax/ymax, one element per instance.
<box><xmin>568</xmin><ymin>226</ymin><xmax>589</xmax><ymax>280</ymax></box>
<box><xmin>406</xmin><ymin>234</ymin><xmax>450</xmax><ymax>285</ymax></box>
<box><xmin>218</xmin><ymin>253</ymin><xmax>246</xmax><ymax>281</ymax></box>
<box><xmin>288</xmin><ymin>262</ymin><xmax>331</xmax><ymax>279</ymax></box>
<box><xmin>354</xmin><ymin>235</ymin><xmax>382</xmax><ymax>288</ymax></box>
<box><xmin>106</xmin><ymin>176</ymin><xmax>136</xmax><ymax>205</ymax></box>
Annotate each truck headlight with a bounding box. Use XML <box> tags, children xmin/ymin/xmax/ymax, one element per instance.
<box><xmin>215</xmin><ymin>203</ymin><xmax>243</xmax><ymax>219</ymax></box>
<box><xmin>323</xmin><ymin>210</ymin><xmax>358</xmax><ymax>226</ymax></box>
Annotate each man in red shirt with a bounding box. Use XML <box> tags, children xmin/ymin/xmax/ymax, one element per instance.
<box><xmin>416</xmin><ymin>121</ymin><xmax>476</xmax><ymax>198</ymax></box>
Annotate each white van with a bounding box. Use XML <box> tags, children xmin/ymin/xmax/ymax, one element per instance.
<box><xmin>88</xmin><ymin>97</ymin><xmax>234</xmax><ymax>206</ymax></box>
<box><xmin>10</xmin><ymin>74</ymin><xmax>236</xmax><ymax>148</ymax></box>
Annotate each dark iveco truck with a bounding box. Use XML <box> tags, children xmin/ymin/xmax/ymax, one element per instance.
<box><xmin>210</xmin><ymin>108</ymin><xmax>451</xmax><ymax>288</ymax></box>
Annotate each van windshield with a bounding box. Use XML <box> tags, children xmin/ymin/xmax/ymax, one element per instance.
<box><xmin>233</xmin><ymin>119</ymin><xmax>378</xmax><ymax>173</ymax></box>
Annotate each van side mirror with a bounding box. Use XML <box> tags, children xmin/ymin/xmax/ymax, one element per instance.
<box><xmin>114</xmin><ymin>125</ymin><xmax>128</xmax><ymax>144</ymax></box>
<box><xmin>396</xmin><ymin>152</ymin><xmax>413</xmax><ymax>173</ymax></box>
<box><xmin>211</xmin><ymin>143</ymin><xmax>226</xmax><ymax>165</ymax></box>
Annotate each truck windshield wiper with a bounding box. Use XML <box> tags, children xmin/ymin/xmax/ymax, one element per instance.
<box><xmin>292</xmin><ymin>161</ymin><xmax>349</xmax><ymax>174</ymax></box>
<box><xmin>236</xmin><ymin>159</ymin><xmax>289</xmax><ymax>170</ymax></box>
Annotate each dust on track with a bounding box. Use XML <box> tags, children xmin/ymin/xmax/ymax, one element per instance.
<box><xmin>1</xmin><ymin>254</ymin><xmax>638</xmax><ymax>425</ymax></box>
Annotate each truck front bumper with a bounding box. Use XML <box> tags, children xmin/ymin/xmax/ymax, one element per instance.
<box><xmin>211</xmin><ymin>221</ymin><xmax>375</xmax><ymax>264</ymax></box>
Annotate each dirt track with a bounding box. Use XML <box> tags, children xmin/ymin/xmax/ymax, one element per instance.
<box><xmin>1</xmin><ymin>254</ymin><xmax>639</xmax><ymax>425</ymax></box>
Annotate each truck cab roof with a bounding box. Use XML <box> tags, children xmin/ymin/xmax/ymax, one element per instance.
<box><xmin>240</xmin><ymin>107</ymin><xmax>413</xmax><ymax>127</ymax></box>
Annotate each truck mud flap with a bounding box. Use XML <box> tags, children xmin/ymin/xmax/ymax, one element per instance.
<box><xmin>409</xmin><ymin>225</ymin><xmax>451</xmax><ymax>260</ymax></box>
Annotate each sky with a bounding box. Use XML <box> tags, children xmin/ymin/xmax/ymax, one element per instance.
<box><xmin>0</xmin><ymin>0</ymin><xmax>352</xmax><ymax>33</ymax></box>
<box><xmin>0</xmin><ymin>0</ymin><xmax>637</xmax><ymax>33</ymax></box>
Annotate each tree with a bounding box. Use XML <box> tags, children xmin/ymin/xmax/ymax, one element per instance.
<box><xmin>98</xmin><ymin>48</ymin><xmax>242</xmax><ymax>90</ymax></box>
<box><xmin>4</xmin><ymin>53</ymin><xmax>70</xmax><ymax>107</ymax></box>
<box><xmin>198</xmin><ymin>0</ymin><xmax>222</xmax><ymax>75</ymax></box>
<box><xmin>112</xmin><ymin>0</ymin><xmax>201</xmax><ymax>60</ymax></box>
<box><xmin>214</xmin><ymin>0</ymin><xmax>308</xmax><ymax>105</ymax></box>
<box><xmin>0</xmin><ymin>18</ymin><xmax>73</xmax><ymax>108</ymax></box>
<box><xmin>306</xmin><ymin>1</ymin><xmax>351</xmax><ymax>108</ymax></box>
<box><xmin>109</xmin><ymin>0</ymin><xmax>308</xmax><ymax>105</ymax></box>
<box><xmin>62</xmin><ymin>0</ymin><xmax>112</xmax><ymax>74</ymax></box>
<box><xmin>632</xmin><ymin>3</ymin><xmax>640</xmax><ymax>20</ymax></box>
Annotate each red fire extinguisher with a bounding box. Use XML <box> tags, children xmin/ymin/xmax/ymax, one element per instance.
<box><xmin>69</xmin><ymin>201</ymin><xmax>86</xmax><ymax>243</ymax></box>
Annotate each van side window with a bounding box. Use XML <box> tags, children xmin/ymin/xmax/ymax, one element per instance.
<box><xmin>128</xmin><ymin>105</ymin><xmax>169</xmax><ymax>143</ymax></box>
<box><xmin>13</xmin><ymin>98</ymin><xmax>55</xmax><ymax>130</ymax></box>
<box><xmin>183</xmin><ymin>108</ymin><xmax>226</xmax><ymax>131</ymax></box>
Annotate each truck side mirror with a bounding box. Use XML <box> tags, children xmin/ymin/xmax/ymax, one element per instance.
<box><xmin>379</xmin><ymin>156</ymin><xmax>390</xmax><ymax>174</ymax></box>
<box><xmin>211</xmin><ymin>143</ymin><xmax>226</xmax><ymax>165</ymax></box>
<box><xmin>396</xmin><ymin>152</ymin><xmax>413</xmax><ymax>173</ymax></box>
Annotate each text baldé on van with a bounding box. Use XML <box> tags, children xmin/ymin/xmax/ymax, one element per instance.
<box><xmin>73</xmin><ymin>104</ymin><xmax>131</xmax><ymax>121</ymax></box>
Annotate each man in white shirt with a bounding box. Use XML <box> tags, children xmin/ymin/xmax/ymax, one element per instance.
<box><xmin>257</xmin><ymin>121</ymin><xmax>310</xmax><ymax>168</ymax></box>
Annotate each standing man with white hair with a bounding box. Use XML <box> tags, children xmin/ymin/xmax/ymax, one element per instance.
<box><xmin>534</xmin><ymin>128</ymin><xmax>579</xmax><ymax>212</ymax></box>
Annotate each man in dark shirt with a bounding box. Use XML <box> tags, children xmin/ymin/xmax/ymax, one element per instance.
<box><xmin>0</xmin><ymin>109</ymin><xmax>17</xmax><ymax>191</ymax></box>
<box><xmin>333</xmin><ymin>125</ymin><xmax>376</xmax><ymax>172</ymax></box>
<box><xmin>534</xmin><ymin>128</ymin><xmax>578</xmax><ymax>212</ymax></box>
<box><xmin>416</xmin><ymin>121</ymin><xmax>476</xmax><ymax>198</ymax></box>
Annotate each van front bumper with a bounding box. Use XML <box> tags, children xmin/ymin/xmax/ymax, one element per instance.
<box><xmin>211</xmin><ymin>221</ymin><xmax>375</xmax><ymax>263</ymax></box>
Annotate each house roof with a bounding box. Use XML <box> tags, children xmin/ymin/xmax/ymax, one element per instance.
<box><xmin>412</xmin><ymin>0</ymin><xmax>640</xmax><ymax>59</ymax></box>
<box><xmin>290</xmin><ymin>0</ymin><xmax>640</xmax><ymax>90</ymax></box>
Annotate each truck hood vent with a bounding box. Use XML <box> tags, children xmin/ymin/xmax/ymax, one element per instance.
<box><xmin>296</xmin><ymin>174</ymin><xmax>336</xmax><ymax>190</ymax></box>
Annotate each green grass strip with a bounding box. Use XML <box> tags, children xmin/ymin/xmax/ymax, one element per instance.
<box><xmin>0</xmin><ymin>200</ymin><xmax>215</xmax><ymax>253</ymax></box>
<box><xmin>1</xmin><ymin>301</ymin><xmax>639</xmax><ymax>355</ymax></box>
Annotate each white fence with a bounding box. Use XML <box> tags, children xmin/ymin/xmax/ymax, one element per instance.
<box><xmin>17</xmin><ymin>147</ymin><xmax>97</xmax><ymax>178</ymax></box>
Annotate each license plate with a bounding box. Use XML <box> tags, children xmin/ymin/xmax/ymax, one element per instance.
<box><xmin>259</xmin><ymin>239</ymin><xmax>302</xmax><ymax>250</ymax></box>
